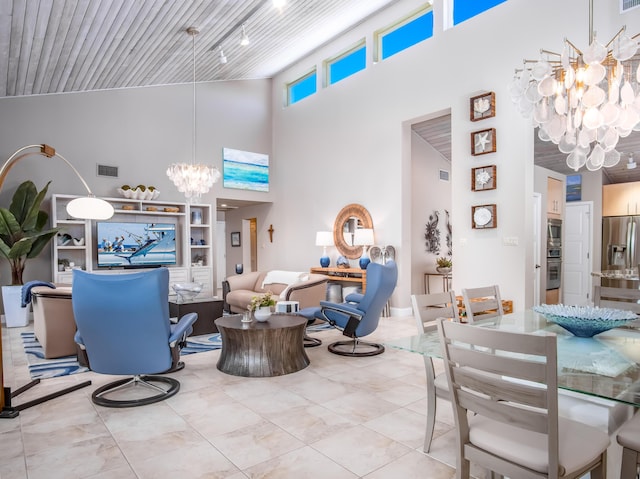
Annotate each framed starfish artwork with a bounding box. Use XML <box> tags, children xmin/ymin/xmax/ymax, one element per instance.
<box><xmin>471</xmin><ymin>128</ymin><xmax>496</xmax><ymax>156</ymax></box>
<box><xmin>470</xmin><ymin>92</ymin><xmax>495</xmax><ymax>121</ymax></box>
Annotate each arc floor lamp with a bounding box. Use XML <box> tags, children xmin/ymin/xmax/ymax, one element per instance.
<box><xmin>0</xmin><ymin>144</ymin><xmax>114</xmax><ymax>419</ymax></box>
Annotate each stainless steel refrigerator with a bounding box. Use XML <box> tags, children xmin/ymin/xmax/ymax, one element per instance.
<box><xmin>601</xmin><ymin>216</ymin><xmax>640</xmax><ymax>288</ymax></box>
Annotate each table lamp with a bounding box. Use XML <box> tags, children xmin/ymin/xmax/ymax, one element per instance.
<box><xmin>354</xmin><ymin>228</ymin><xmax>375</xmax><ymax>269</ymax></box>
<box><xmin>315</xmin><ymin>231</ymin><xmax>333</xmax><ymax>267</ymax></box>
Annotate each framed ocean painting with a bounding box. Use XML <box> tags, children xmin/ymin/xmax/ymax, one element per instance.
<box><xmin>566</xmin><ymin>174</ymin><xmax>581</xmax><ymax>202</ymax></box>
<box><xmin>223</xmin><ymin>147</ymin><xmax>269</xmax><ymax>192</ymax></box>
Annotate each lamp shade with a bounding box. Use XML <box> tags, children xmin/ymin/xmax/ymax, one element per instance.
<box><xmin>315</xmin><ymin>231</ymin><xmax>333</xmax><ymax>246</ymax></box>
<box><xmin>66</xmin><ymin>196</ymin><xmax>114</xmax><ymax>220</ymax></box>
<box><xmin>353</xmin><ymin>228</ymin><xmax>374</xmax><ymax>246</ymax></box>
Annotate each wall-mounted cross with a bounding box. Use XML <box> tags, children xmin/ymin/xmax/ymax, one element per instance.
<box><xmin>268</xmin><ymin>224</ymin><xmax>274</xmax><ymax>243</ymax></box>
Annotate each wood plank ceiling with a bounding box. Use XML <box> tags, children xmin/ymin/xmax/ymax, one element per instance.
<box><xmin>0</xmin><ymin>0</ymin><xmax>399</xmax><ymax>97</ymax></box>
<box><xmin>3</xmin><ymin>0</ymin><xmax>639</xmax><ymax>184</ymax></box>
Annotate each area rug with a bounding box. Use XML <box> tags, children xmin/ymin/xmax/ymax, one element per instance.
<box><xmin>20</xmin><ymin>332</ymin><xmax>222</xmax><ymax>380</ymax></box>
<box><xmin>21</xmin><ymin>322</ymin><xmax>332</xmax><ymax>380</ymax></box>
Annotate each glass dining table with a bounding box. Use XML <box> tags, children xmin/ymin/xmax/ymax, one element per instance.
<box><xmin>385</xmin><ymin>309</ymin><xmax>640</xmax><ymax>406</ymax></box>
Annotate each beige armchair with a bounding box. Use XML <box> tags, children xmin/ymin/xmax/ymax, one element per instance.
<box><xmin>31</xmin><ymin>286</ymin><xmax>77</xmax><ymax>358</ymax></box>
<box><xmin>223</xmin><ymin>271</ymin><xmax>328</xmax><ymax>314</ymax></box>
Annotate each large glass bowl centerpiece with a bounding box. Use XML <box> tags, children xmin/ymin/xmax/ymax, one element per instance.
<box><xmin>534</xmin><ymin>304</ymin><xmax>638</xmax><ymax>337</ymax></box>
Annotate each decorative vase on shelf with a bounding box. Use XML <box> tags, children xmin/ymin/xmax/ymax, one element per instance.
<box><xmin>254</xmin><ymin>306</ymin><xmax>271</xmax><ymax>322</ymax></box>
<box><xmin>436</xmin><ymin>267</ymin><xmax>452</xmax><ymax>274</ymax></box>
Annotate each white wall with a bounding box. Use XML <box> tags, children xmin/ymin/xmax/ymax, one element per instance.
<box><xmin>0</xmin><ymin>80</ymin><xmax>272</xmax><ymax>287</ymax></box>
<box><xmin>1</xmin><ymin>0</ymin><xmax>637</xmax><ymax>315</ymax></box>
<box><xmin>270</xmin><ymin>0</ymin><xmax>640</xmax><ymax>313</ymax></box>
<box><xmin>410</xmin><ymin>130</ymin><xmax>452</xmax><ymax>294</ymax></box>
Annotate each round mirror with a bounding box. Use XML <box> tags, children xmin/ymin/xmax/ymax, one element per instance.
<box><xmin>333</xmin><ymin>204</ymin><xmax>373</xmax><ymax>259</ymax></box>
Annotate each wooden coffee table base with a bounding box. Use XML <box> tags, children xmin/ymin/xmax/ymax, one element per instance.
<box><xmin>215</xmin><ymin>314</ymin><xmax>309</xmax><ymax>377</ymax></box>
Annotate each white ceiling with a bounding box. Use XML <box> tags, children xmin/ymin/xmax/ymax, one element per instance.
<box><xmin>0</xmin><ymin>0</ymin><xmax>401</xmax><ymax>98</ymax></box>
<box><xmin>3</xmin><ymin>0</ymin><xmax>639</xmax><ymax>184</ymax></box>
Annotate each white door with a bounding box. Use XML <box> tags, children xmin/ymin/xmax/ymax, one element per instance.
<box><xmin>563</xmin><ymin>202</ymin><xmax>593</xmax><ymax>305</ymax></box>
<box><xmin>216</xmin><ymin>221</ymin><xmax>226</xmax><ymax>292</ymax></box>
<box><xmin>533</xmin><ymin>193</ymin><xmax>542</xmax><ymax>306</ymax></box>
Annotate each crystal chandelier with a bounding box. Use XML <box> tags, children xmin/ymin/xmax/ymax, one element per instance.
<box><xmin>167</xmin><ymin>27</ymin><xmax>221</xmax><ymax>201</ymax></box>
<box><xmin>509</xmin><ymin>0</ymin><xmax>640</xmax><ymax>172</ymax></box>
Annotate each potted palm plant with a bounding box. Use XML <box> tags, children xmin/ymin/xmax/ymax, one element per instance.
<box><xmin>0</xmin><ymin>180</ymin><xmax>59</xmax><ymax>327</ymax></box>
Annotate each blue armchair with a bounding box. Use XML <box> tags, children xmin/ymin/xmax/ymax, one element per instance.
<box><xmin>72</xmin><ymin>268</ymin><xmax>197</xmax><ymax>407</ymax></box>
<box><xmin>313</xmin><ymin>260</ymin><xmax>397</xmax><ymax>356</ymax></box>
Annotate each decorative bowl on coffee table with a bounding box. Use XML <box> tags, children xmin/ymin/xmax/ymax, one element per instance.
<box><xmin>533</xmin><ymin>304</ymin><xmax>638</xmax><ymax>338</ymax></box>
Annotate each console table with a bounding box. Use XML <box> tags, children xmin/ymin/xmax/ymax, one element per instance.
<box><xmin>423</xmin><ymin>272</ymin><xmax>452</xmax><ymax>294</ymax></box>
<box><xmin>310</xmin><ymin>267</ymin><xmax>367</xmax><ymax>293</ymax></box>
<box><xmin>169</xmin><ymin>297</ymin><xmax>223</xmax><ymax>336</ymax></box>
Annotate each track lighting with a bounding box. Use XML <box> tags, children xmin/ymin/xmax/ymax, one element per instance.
<box><xmin>240</xmin><ymin>23</ymin><xmax>250</xmax><ymax>46</ymax></box>
<box><xmin>219</xmin><ymin>46</ymin><xmax>227</xmax><ymax>64</ymax></box>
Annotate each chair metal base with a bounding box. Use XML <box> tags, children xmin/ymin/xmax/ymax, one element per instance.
<box><xmin>328</xmin><ymin>339</ymin><xmax>385</xmax><ymax>357</ymax></box>
<box><xmin>164</xmin><ymin>360</ymin><xmax>185</xmax><ymax>373</ymax></box>
<box><xmin>91</xmin><ymin>375</ymin><xmax>180</xmax><ymax>408</ymax></box>
<box><xmin>303</xmin><ymin>335</ymin><xmax>322</xmax><ymax>348</ymax></box>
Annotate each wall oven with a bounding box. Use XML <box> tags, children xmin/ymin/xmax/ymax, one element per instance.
<box><xmin>546</xmin><ymin>218</ymin><xmax>562</xmax><ymax>290</ymax></box>
<box><xmin>547</xmin><ymin>218</ymin><xmax>562</xmax><ymax>248</ymax></box>
<box><xmin>546</xmin><ymin>258</ymin><xmax>562</xmax><ymax>290</ymax></box>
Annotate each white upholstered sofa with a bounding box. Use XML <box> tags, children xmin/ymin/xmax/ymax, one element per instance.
<box><xmin>223</xmin><ymin>270</ymin><xmax>328</xmax><ymax>314</ymax></box>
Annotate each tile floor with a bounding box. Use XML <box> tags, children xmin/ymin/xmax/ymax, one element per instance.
<box><xmin>0</xmin><ymin>315</ymin><xmax>626</xmax><ymax>478</ymax></box>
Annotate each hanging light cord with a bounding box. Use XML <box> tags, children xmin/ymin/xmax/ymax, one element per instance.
<box><xmin>191</xmin><ymin>28</ymin><xmax>197</xmax><ymax>166</ymax></box>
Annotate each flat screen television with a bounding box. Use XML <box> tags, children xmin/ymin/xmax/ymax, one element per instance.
<box><xmin>96</xmin><ymin>221</ymin><xmax>177</xmax><ymax>268</ymax></box>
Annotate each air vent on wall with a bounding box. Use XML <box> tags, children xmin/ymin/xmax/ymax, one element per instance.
<box><xmin>97</xmin><ymin>164</ymin><xmax>118</xmax><ymax>178</ymax></box>
<box><xmin>439</xmin><ymin>169</ymin><xmax>450</xmax><ymax>182</ymax></box>
<box><xmin>621</xmin><ymin>0</ymin><xmax>640</xmax><ymax>12</ymax></box>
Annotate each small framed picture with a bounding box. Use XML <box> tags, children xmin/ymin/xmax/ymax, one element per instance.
<box><xmin>566</xmin><ymin>174</ymin><xmax>582</xmax><ymax>202</ymax></box>
<box><xmin>471</xmin><ymin>128</ymin><xmax>496</xmax><ymax>156</ymax></box>
<box><xmin>472</xmin><ymin>165</ymin><xmax>497</xmax><ymax>191</ymax></box>
<box><xmin>470</xmin><ymin>92</ymin><xmax>496</xmax><ymax>122</ymax></box>
<box><xmin>230</xmin><ymin>231</ymin><xmax>241</xmax><ymax>247</ymax></box>
<box><xmin>471</xmin><ymin>204</ymin><xmax>497</xmax><ymax>229</ymax></box>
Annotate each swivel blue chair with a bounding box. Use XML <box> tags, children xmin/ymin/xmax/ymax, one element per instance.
<box><xmin>72</xmin><ymin>268</ymin><xmax>197</xmax><ymax>408</ymax></box>
<box><xmin>313</xmin><ymin>260</ymin><xmax>397</xmax><ymax>356</ymax></box>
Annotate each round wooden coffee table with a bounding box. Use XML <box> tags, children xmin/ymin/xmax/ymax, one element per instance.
<box><xmin>214</xmin><ymin>314</ymin><xmax>310</xmax><ymax>377</ymax></box>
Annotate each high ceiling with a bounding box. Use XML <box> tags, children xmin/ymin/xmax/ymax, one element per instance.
<box><xmin>533</xmin><ymin>131</ymin><xmax>640</xmax><ymax>184</ymax></box>
<box><xmin>0</xmin><ymin>0</ymin><xmax>399</xmax><ymax>98</ymax></box>
<box><xmin>4</xmin><ymin>0</ymin><xmax>639</xmax><ymax>184</ymax></box>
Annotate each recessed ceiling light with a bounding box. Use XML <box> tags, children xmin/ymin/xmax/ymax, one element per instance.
<box><xmin>240</xmin><ymin>24</ymin><xmax>250</xmax><ymax>46</ymax></box>
<box><xmin>627</xmin><ymin>153</ymin><xmax>637</xmax><ymax>170</ymax></box>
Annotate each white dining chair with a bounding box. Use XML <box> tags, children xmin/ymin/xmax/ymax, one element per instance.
<box><xmin>461</xmin><ymin>285</ymin><xmax>503</xmax><ymax>322</ymax></box>
<box><xmin>617</xmin><ymin>411</ymin><xmax>640</xmax><ymax>478</ymax></box>
<box><xmin>410</xmin><ymin>291</ymin><xmax>458</xmax><ymax>452</ymax></box>
<box><xmin>437</xmin><ymin>319</ymin><xmax>609</xmax><ymax>479</ymax></box>
<box><xmin>593</xmin><ymin>285</ymin><xmax>640</xmax><ymax>314</ymax></box>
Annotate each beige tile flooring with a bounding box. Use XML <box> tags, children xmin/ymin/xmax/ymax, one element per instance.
<box><xmin>0</xmin><ymin>315</ymin><xmax>626</xmax><ymax>478</ymax></box>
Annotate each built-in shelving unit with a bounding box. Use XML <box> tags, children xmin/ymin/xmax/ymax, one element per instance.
<box><xmin>51</xmin><ymin>194</ymin><xmax>214</xmax><ymax>297</ymax></box>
